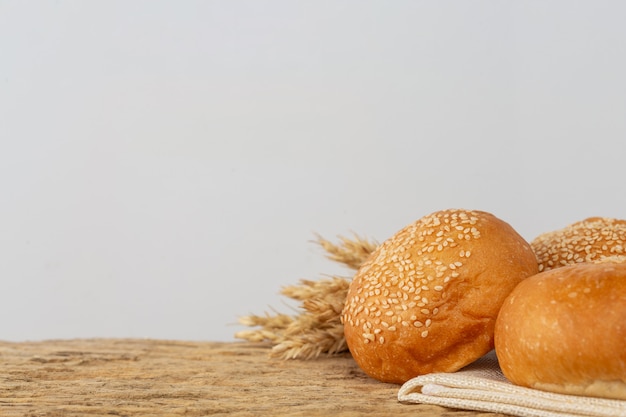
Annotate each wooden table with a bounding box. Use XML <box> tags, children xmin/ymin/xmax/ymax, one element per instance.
<box><xmin>0</xmin><ymin>339</ymin><xmax>509</xmax><ymax>416</ymax></box>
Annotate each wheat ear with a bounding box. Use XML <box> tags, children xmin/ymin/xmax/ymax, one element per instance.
<box><xmin>234</xmin><ymin>234</ymin><xmax>378</xmax><ymax>359</ymax></box>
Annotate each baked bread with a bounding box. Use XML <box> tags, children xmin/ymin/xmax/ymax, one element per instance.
<box><xmin>531</xmin><ymin>217</ymin><xmax>626</xmax><ymax>272</ymax></box>
<box><xmin>342</xmin><ymin>209</ymin><xmax>538</xmax><ymax>384</ymax></box>
<box><xmin>495</xmin><ymin>261</ymin><xmax>626</xmax><ymax>400</ymax></box>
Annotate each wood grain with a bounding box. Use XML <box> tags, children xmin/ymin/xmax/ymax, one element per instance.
<box><xmin>0</xmin><ymin>339</ymin><xmax>510</xmax><ymax>416</ymax></box>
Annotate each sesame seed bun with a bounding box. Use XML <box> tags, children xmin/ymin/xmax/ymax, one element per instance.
<box><xmin>531</xmin><ymin>217</ymin><xmax>626</xmax><ymax>272</ymax></box>
<box><xmin>495</xmin><ymin>261</ymin><xmax>626</xmax><ymax>400</ymax></box>
<box><xmin>341</xmin><ymin>209</ymin><xmax>538</xmax><ymax>384</ymax></box>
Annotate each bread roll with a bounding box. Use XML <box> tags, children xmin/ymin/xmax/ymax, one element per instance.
<box><xmin>495</xmin><ymin>261</ymin><xmax>626</xmax><ymax>400</ymax></box>
<box><xmin>341</xmin><ymin>209</ymin><xmax>538</xmax><ymax>384</ymax></box>
<box><xmin>531</xmin><ymin>217</ymin><xmax>626</xmax><ymax>272</ymax></box>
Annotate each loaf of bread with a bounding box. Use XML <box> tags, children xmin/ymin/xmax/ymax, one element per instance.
<box><xmin>495</xmin><ymin>260</ymin><xmax>626</xmax><ymax>400</ymax></box>
<box><xmin>531</xmin><ymin>217</ymin><xmax>626</xmax><ymax>272</ymax></box>
<box><xmin>342</xmin><ymin>209</ymin><xmax>538</xmax><ymax>384</ymax></box>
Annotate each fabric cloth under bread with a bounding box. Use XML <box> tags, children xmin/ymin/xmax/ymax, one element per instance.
<box><xmin>398</xmin><ymin>351</ymin><xmax>626</xmax><ymax>417</ymax></box>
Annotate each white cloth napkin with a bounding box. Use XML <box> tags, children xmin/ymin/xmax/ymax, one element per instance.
<box><xmin>398</xmin><ymin>351</ymin><xmax>626</xmax><ymax>417</ymax></box>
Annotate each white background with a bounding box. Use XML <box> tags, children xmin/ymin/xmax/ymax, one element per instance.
<box><xmin>1</xmin><ymin>1</ymin><xmax>625</xmax><ymax>342</ymax></box>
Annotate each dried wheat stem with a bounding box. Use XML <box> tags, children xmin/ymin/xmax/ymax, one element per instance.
<box><xmin>235</xmin><ymin>233</ymin><xmax>378</xmax><ymax>359</ymax></box>
<box><xmin>315</xmin><ymin>233</ymin><xmax>378</xmax><ymax>270</ymax></box>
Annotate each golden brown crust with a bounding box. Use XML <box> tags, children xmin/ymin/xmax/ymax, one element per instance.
<box><xmin>531</xmin><ymin>217</ymin><xmax>626</xmax><ymax>272</ymax></box>
<box><xmin>342</xmin><ymin>209</ymin><xmax>538</xmax><ymax>384</ymax></box>
<box><xmin>495</xmin><ymin>262</ymin><xmax>626</xmax><ymax>400</ymax></box>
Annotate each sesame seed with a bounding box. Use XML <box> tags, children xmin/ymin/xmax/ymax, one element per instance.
<box><xmin>421</xmin><ymin>330</ymin><xmax>429</xmax><ymax>338</ymax></box>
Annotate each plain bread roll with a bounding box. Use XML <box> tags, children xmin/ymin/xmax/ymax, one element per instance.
<box><xmin>495</xmin><ymin>261</ymin><xmax>626</xmax><ymax>400</ymax></box>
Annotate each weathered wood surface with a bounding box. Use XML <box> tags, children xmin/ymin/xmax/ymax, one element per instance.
<box><xmin>0</xmin><ymin>339</ymin><xmax>509</xmax><ymax>416</ymax></box>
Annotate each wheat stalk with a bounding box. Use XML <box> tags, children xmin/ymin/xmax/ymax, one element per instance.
<box><xmin>234</xmin><ymin>234</ymin><xmax>378</xmax><ymax>359</ymax></box>
<box><xmin>315</xmin><ymin>233</ymin><xmax>378</xmax><ymax>271</ymax></box>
